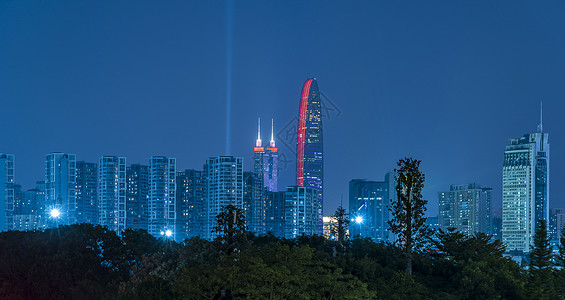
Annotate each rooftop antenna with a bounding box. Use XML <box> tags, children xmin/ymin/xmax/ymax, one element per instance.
<box><xmin>270</xmin><ymin>118</ymin><xmax>275</xmax><ymax>148</ymax></box>
<box><xmin>256</xmin><ymin>117</ymin><xmax>262</xmax><ymax>147</ymax></box>
<box><xmin>539</xmin><ymin>101</ymin><xmax>543</xmax><ymax>133</ymax></box>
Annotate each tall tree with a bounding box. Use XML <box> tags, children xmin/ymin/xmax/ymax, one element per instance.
<box><xmin>214</xmin><ymin>204</ymin><xmax>246</xmax><ymax>254</ymax></box>
<box><xmin>387</xmin><ymin>157</ymin><xmax>430</xmax><ymax>275</ymax></box>
<box><xmin>331</xmin><ymin>204</ymin><xmax>349</xmax><ymax>244</ymax></box>
<box><xmin>529</xmin><ymin>219</ymin><xmax>556</xmax><ymax>298</ymax></box>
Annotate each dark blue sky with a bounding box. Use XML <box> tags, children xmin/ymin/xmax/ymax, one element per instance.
<box><xmin>2</xmin><ymin>1</ymin><xmax>565</xmax><ymax>216</ymax></box>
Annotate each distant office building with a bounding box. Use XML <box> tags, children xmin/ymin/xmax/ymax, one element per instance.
<box><xmin>549</xmin><ymin>208</ymin><xmax>564</xmax><ymax>240</ymax></box>
<box><xmin>349</xmin><ymin>174</ymin><xmax>393</xmax><ymax>242</ymax></box>
<box><xmin>243</xmin><ymin>171</ymin><xmax>264</xmax><ymax>235</ymax></box>
<box><xmin>13</xmin><ymin>184</ymin><xmax>25</xmax><ymax>214</ymax></box>
<box><xmin>149</xmin><ymin>156</ymin><xmax>176</xmax><ymax>239</ymax></box>
<box><xmin>284</xmin><ymin>186</ymin><xmax>318</xmax><ymax>239</ymax></box>
<box><xmin>45</xmin><ymin>153</ymin><xmax>77</xmax><ymax>225</ymax></box>
<box><xmin>76</xmin><ymin>161</ymin><xmax>98</xmax><ymax>224</ymax></box>
<box><xmin>98</xmin><ymin>156</ymin><xmax>126</xmax><ymax>234</ymax></box>
<box><xmin>438</xmin><ymin>183</ymin><xmax>492</xmax><ymax>235</ymax></box>
<box><xmin>265</xmin><ymin>190</ymin><xmax>285</xmax><ymax>237</ymax></box>
<box><xmin>253</xmin><ymin>118</ymin><xmax>279</xmax><ymax>192</ymax></box>
<box><xmin>176</xmin><ymin>169</ymin><xmax>205</xmax><ymax>241</ymax></box>
<box><xmin>0</xmin><ymin>154</ymin><xmax>15</xmax><ymax>232</ymax></box>
<box><xmin>492</xmin><ymin>215</ymin><xmax>502</xmax><ymax>241</ymax></box>
<box><xmin>502</xmin><ymin>120</ymin><xmax>549</xmax><ymax>252</ymax></box>
<box><xmin>203</xmin><ymin>156</ymin><xmax>243</xmax><ymax>240</ymax></box>
<box><xmin>126</xmin><ymin>164</ymin><xmax>149</xmax><ymax>231</ymax></box>
<box><xmin>296</xmin><ymin>78</ymin><xmax>323</xmax><ymax>234</ymax></box>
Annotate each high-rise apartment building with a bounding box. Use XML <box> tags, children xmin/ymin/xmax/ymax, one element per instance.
<box><xmin>203</xmin><ymin>156</ymin><xmax>243</xmax><ymax>240</ymax></box>
<box><xmin>126</xmin><ymin>164</ymin><xmax>149</xmax><ymax>231</ymax></box>
<box><xmin>349</xmin><ymin>177</ymin><xmax>391</xmax><ymax>242</ymax></box>
<box><xmin>502</xmin><ymin>119</ymin><xmax>549</xmax><ymax>252</ymax></box>
<box><xmin>149</xmin><ymin>156</ymin><xmax>176</xmax><ymax>239</ymax></box>
<box><xmin>265</xmin><ymin>190</ymin><xmax>285</xmax><ymax>237</ymax></box>
<box><xmin>0</xmin><ymin>154</ymin><xmax>15</xmax><ymax>232</ymax></box>
<box><xmin>176</xmin><ymin>169</ymin><xmax>205</xmax><ymax>241</ymax></box>
<box><xmin>243</xmin><ymin>171</ymin><xmax>264</xmax><ymax>235</ymax></box>
<box><xmin>283</xmin><ymin>186</ymin><xmax>318</xmax><ymax>239</ymax></box>
<box><xmin>45</xmin><ymin>153</ymin><xmax>77</xmax><ymax>225</ymax></box>
<box><xmin>76</xmin><ymin>161</ymin><xmax>98</xmax><ymax>224</ymax></box>
<box><xmin>296</xmin><ymin>78</ymin><xmax>324</xmax><ymax>234</ymax></box>
<box><xmin>550</xmin><ymin>208</ymin><xmax>565</xmax><ymax>241</ymax></box>
<box><xmin>438</xmin><ymin>183</ymin><xmax>492</xmax><ymax>235</ymax></box>
<box><xmin>98</xmin><ymin>156</ymin><xmax>126</xmax><ymax>234</ymax></box>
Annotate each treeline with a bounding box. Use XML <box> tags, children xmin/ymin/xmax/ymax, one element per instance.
<box><xmin>1</xmin><ymin>222</ymin><xmax>564</xmax><ymax>299</ymax></box>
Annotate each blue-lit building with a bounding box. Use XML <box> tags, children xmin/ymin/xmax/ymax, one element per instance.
<box><xmin>502</xmin><ymin>125</ymin><xmax>549</xmax><ymax>252</ymax></box>
<box><xmin>349</xmin><ymin>176</ymin><xmax>391</xmax><ymax>242</ymax></box>
<box><xmin>253</xmin><ymin>118</ymin><xmax>279</xmax><ymax>192</ymax></box>
<box><xmin>126</xmin><ymin>164</ymin><xmax>149</xmax><ymax>231</ymax></box>
<box><xmin>176</xmin><ymin>169</ymin><xmax>205</xmax><ymax>241</ymax></box>
<box><xmin>98</xmin><ymin>156</ymin><xmax>126</xmax><ymax>234</ymax></box>
<box><xmin>284</xmin><ymin>186</ymin><xmax>318</xmax><ymax>239</ymax></box>
<box><xmin>438</xmin><ymin>183</ymin><xmax>492</xmax><ymax>235</ymax></box>
<box><xmin>296</xmin><ymin>78</ymin><xmax>323</xmax><ymax>234</ymax></box>
<box><xmin>0</xmin><ymin>154</ymin><xmax>15</xmax><ymax>232</ymax></box>
<box><xmin>243</xmin><ymin>171</ymin><xmax>264</xmax><ymax>235</ymax></box>
<box><xmin>203</xmin><ymin>156</ymin><xmax>243</xmax><ymax>240</ymax></box>
<box><xmin>45</xmin><ymin>153</ymin><xmax>77</xmax><ymax>226</ymax></box>
<box><xmin>265</xmin><ymin>190</ymin><xmax>285</xmax><ymax>237</ymax></box>
<box><xmin>76</xmin><ymin>161</ymin><xmax>98</xmax><ymax>225</ymax></box>
<box><xmin>149</xmin><ymin>156</ymin><xmax>176</xmax><ymax>239</ymax></box>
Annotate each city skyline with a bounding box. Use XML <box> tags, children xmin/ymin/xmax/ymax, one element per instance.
<box><xmin>2</xmin><ymin>1</ymin><xmax>565</xmax><ymax>216</ymax></box>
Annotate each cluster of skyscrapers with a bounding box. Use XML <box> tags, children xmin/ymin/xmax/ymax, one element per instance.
<box><xmin>1</xmin><ymin>78</ymin><xmax>326</xmax><ymax>242</ymax></box>
<box><xmin>1</xmin><ymin>80</ymin><xmax>555</xmax><ymax>253</ymax></box>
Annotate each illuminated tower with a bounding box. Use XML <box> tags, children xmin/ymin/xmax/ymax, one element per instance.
<box><xmin>253</xmin><ymin>118</ymin><xmax>278</xmax><ymax>192</ymax></box>
<box><xmin>502</xmin><ymin>104</ymin><xmax>549</xmax><ymax>252</ymax></box>
<box><xmin>98</xmin><ymin>156</ymin><xmax>126</xmax><ymax>234</ymax></box>
<box><xmin>296</xmin><ymin>78</ymin><xmax>323</xmax><ymax>234</ymax></box>
<box><xmin>148</xmin><ymin>156</ymin><xmax>177</xmax><ymax>239</ymax></box>
<box><xmin>45</xmin><ymin>153</ymin><xmax>77</xmax><ymax>225</ymax></box>
<box><xmin>0</xmin><ymin>154</ymin><xmax>14</xmax><ymax>232</ymax></box>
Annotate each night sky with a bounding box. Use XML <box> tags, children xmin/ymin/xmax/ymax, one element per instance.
<box><xmin>2</xmin><ymin>1</ymin><xmax>565</xmax><ymax>216</ymax></box>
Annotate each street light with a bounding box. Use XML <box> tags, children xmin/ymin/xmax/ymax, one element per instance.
<box><xmin>165</xmin><ymin>230</ymin><xmax>172</xmax><ymax>237</ymax></box>
<box><xmin>49</xmin><ymin>208</ymin><xmax>61</xmax><ymax>218</ymax></box>
<box><xmin>355</xmin><ymin>216</ymin><xmax>363</xmax><ymax>224</ymax></box>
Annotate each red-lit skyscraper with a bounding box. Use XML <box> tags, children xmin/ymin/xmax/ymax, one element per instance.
<box><xmin>296</xmin><ymin>78</ymin><xmax>323</xmax><ymax>234</ymax></box>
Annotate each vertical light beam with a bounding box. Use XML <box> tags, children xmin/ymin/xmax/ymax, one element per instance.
<box><xmin>225</xmin><ymin>0</ymin><xmax>234</xmax><ymax>155</ymax></box>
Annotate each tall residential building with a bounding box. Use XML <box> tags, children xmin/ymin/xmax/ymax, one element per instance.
<box><xmin>98</xmin><ymin>156</ymin><xmax>126</xmax><ymax>234</ymax></box>
<box><xmin>149</xmin><ymin>156</ymin><xmax>176</xmax><ymax>239</ymax></box>
<box><xmin>265</xmin><ymin>190</ymin><xmax>285</xmax><ymax>237</ymax></box>
<box><xmin>176</xmin><ymin>169</ymin><xmax>205</xmax><ymax>241</ymax></box>
<box><xmin>45</xmin><ymin>153</ymin><xmax>77</xmax><ymax>225</ymax></box>
<box><xmin>438</xmin><ymin>183</ymin><xmax>492</xmax><ymax>235</ymax></box>
<box><xmin>550</xmin><ymin>208</ymin><xmax>565</xmax><ymax>241</ymax></box>
<box><xmin>203</xmin><ymin>156</ymin><xmax>243</xmax><ymax>240</ymax></box>
<box><xmin>253</xmin><ymin>118</ymin><xmax>279</xmax><ymax>192</ymax></box>
<box><xmin>296</xmin><ymin>78</ymin><xmax>323</xmax><ymax>234</ymax></box>
<box><xmin>284</xmin><ymin>186</ymin><xmax>318</xmax><ymax>239</ymax></box>
<box><xmin>126</xmin><ymin>164</ymin><xmax>149</xmax><ymax>231</ymax></box>
<box><xmin>243</xmin><ymin>171</ymin><xmax>264</xmax><ymax>235</ymax></box>
<box><xmin>76</xmin><ymin>161</ymin><xmax>98</xmax><ymax>224</ymax></box>
<box><xmin>0</xmin><ymin>154</ymin><xmax>14</xmax><ymax>231</ymax></box>
<box><xmin>349</xmin><ymin>177</ymin><xmax>391</xmax><ymax>242</ymax></box>
<box><xmin>502</xmin><ymin>117</ymin><xmax>549</xmax><ymax>252</ymax></box>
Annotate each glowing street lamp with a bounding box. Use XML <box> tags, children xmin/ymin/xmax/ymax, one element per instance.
<box><xmin>165</xmin><ymin>230</ymin><xmax>172</xmax><ymax>237</ymax></box>
<box><xmin>355</xmin><ymin>216</ymin><xmax>363</xmax><ymax>224</ymax></box>
<box><xmin>49</xmin><ymin>208</ymin><xmax>61</xmax><ymax>219</ymax></box>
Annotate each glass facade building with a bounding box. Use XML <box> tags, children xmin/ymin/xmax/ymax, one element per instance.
<box><xmin>45</xmin><ymin>153</ymin><xmax>76</xmax><ymax>226</ymax></box>
<box><xmin>349</xmin><ymin>177</ymin><xmax>391</xmax><ymax>242</ymax></box>
<box><xmin>283</xmin><ymin>186</ymin><xmax>318</xmax><ymax>239</ymax></box>
<box><xmin>296</xmin><ymin>78</ymin><xmax>323</xmax><ymax>234</ymax></box>
<box><xmin>243</xmin><ymin>171</ymin><xmax>264</xmax><ymax>235</ymax></box>
<box><xmin>502</xmin><ymin>131</ymin><xmax>549</xmax><ymax>252</ymax></box>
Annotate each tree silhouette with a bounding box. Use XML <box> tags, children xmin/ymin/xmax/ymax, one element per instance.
<box><xmin>387</xmin><ymin>157</ymin><xmax>430</xmax><ymax>275</ymax></box>
<box><xmin>213</xmin><ymin>204</ymin><xmax>246</xmax><ymax>254</ymax></box>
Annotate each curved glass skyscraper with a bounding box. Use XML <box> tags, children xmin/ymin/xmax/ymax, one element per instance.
<box><xmin>296</xmin><ymin>78</ymin><xmax>323</xmax><ymax>233</ymax></box>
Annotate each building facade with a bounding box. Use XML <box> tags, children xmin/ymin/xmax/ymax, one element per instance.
<box><xmin>126</xmin><ymin>164</ymin><xmax>149</xmax><ymax>231</ymax></box>
<box><xmin>243</xmin><ymin>171</ymin><xmax>264</xmax><ymax>235</ymax></box>
<box><xmin>296</xmin><ymin>78</ymin><xmax>323</xmax><ymax>234</ymax></box>
<box><xmin>176</xmin><ymin>169</ymin><xmax>205</xmax><ymax>241</ymax></box>
<box><xmin>76</xmin><ymin>161</ymin><xmax>98</xmax><ymax>224</ymax></box>
<box><xmin>349</xmin><ymin>178</ymin><xmax>390</xmax><ymax>242</ymax></box>
<box><xmin>0</xmin><ymin>154</ymin><xmax>15</xmax><ymax>231</ymax></box>
<box><xmin>283</xmin><ymin>186</ymin><xmax>318</xmax><ymax>239</ymax></box>
<box><xmin>98</xmin><ymin>156</ymin><xmax>126</xmax><ymax>234</ymax></box>
<box><xmin>438</xmin><ymin>183</ymin><xmax>492</xmax><ymax>235</ymax></box>
<box><xmin>265</xmin><ymin>190</ymin><xmax>285</xmax><ymax>237</ymax></box>
<box><xmin>148</xmin><ymin>156</ymin><xmax>176</xmax><ymax>239</ymax></box>
<box><xmin>203</xmin><ymin>156</ymin><xmax>243</xmax><ymax>240</ymax></box>
<box><xmin>253</xmin><ymin>118</ymin><xmax>279</xmax><ymax>192</ymax></box>
<box><xmin>502</xmin><ymin>130</ymin><xmax>549</xmax><ymax>252</ymax></box>
<box><xmin>45</xmin><ymin>153</ymin><xmax>77</xmax><ymax>226</ymax></box>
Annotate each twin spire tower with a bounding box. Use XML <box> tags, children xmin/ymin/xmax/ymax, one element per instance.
<box><xmin>253</xmin><ymin>117</ymin><xmax>278</xmax><ymax>192</ymax></box>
